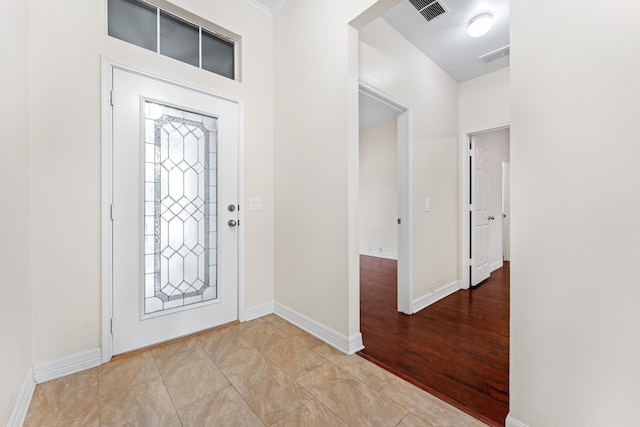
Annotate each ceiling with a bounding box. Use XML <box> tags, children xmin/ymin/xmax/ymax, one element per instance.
<box><xmin>360</xmin><ymin>0</ymin><xmax>510</xmax><ymax>128</ymax></box>
<box><xmin>245</xmin><ymin>0</ymin><xmax>510</xmax><ymax>128</ymax></box>
<box><xmin>382</xmin><ymin>0</ymin><xmax>510</xmax><ymax>83</ymax></box>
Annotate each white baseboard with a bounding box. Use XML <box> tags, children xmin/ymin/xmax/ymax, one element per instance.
<box><xmin>274</xmin><ymin>302</ymin><xmax>364</xmax><ymax>355</ymax></box>
<box><xmin>506</xmin><ymin>414</ymin><xmax>529</xmax><ymax>427</ymax></box>
<box><xmin>490</xmin><ymin>260</ymin><xmax>504</xmax><ymax>272</ymax></box>
<box><xmin>244</xmin><ymin>301</ymin><xmax>274</xmax><ymax>322</ymax></box>
<box><xmin>33</xmin><ymin>349</ymin><xmax>102</xmax><ymax>384</ymax></box>
<box><xmin>7</xmin><ymin>368</ymin><xmax>36</xmax><ymax>427</ymax></box>
<box><xmin>359</xmin><ymin>250</ymin><xmax>398</xmax><ymax>260</ymax></box>
<box><xmin>412</xmin><ymin>280</ymin><xmax>460</xmax><ymax>314</ymax></box>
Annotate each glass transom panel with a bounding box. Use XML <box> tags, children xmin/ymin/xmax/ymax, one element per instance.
<box><xmin>144</xmin><ymin>101</ymin><xmax>218</xmax><ymax>315</ymax></box>
<box><xmin>108</xmin><ymin>0</ymin><xmax>157</xmax><ymax>52</ymax></box>
<box><xmin>107</xmin><ymin>0</ymin><xmax>237</xmax><ymax>80</ymax></box>
<box><xmin>160</xmin><ymin>11</ymin><xmax>199</xmax><ymax>67</ymax></box>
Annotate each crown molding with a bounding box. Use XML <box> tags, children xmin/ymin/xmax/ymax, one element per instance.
<box><xmin>240</xmin><ymin>0</ymin><xmax>272</xmax><ymax>17</ymax></box>
<box><xmin>271</xmin><ymin>0</ymin><xmax>293</xmax><ymax>17</ymax></box>
<box><xmin>240</xmin><ymin>0</ymin><xmax>293</xmax><ymax>18</ymax></box>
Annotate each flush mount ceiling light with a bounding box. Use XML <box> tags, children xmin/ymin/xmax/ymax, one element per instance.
<box><xmin>467</xmin><ymin>13</ymin><xmax>493</xmax><ymax>37</ymax></box>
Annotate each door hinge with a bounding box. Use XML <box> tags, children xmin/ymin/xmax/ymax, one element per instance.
<box><xmin>397</xmin><ymin>218</ymin><xmax>401</xmax><ymax>225</ymax></box>
<box><xmin>110</xmin><ymin>318</ymin><xmax>114</xmax><ymax>334</ymax></box>
<box><xmin>110</xmin><ymin>90</ymin><xmax>115</xmax><ymax>106</ymax></box>
<box><xmin>110</xmin><ymin>204</ymin><xmax>115</xmax><ymax>221</ymax></box>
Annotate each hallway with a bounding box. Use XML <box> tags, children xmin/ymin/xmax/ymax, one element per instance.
<box><xmin>359</xmin><ymin>255</ymin><xmax>509</xmax><ymax>426</ymax></box>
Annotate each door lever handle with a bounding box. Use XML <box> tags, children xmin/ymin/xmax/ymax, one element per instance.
<box><xmin>488</xmin><ymin>216</ymin><xmax>495</xmax><ymax>221</ymax></box>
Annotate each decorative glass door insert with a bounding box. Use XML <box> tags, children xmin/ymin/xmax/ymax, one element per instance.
<box><xmin>111</xmin><ymin>67</ymin><xmax>238</xmax><ymax>356</ymax></box>
<box><xmin>143</xmin><ymin>101</ymin><xmax>218</xmax><ymax>315</ymax></box>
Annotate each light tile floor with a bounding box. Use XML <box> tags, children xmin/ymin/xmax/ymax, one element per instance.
<box><xmin>24</xmin><ymin>314</ymin><xmax>488</xmax><ymax>426</ymax></box>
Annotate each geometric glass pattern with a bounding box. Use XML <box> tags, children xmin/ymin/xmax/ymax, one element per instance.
<box><xmin>144</xmin><ymin>101</ymin><xmax>218</xmax><ymax>314</ymax></box>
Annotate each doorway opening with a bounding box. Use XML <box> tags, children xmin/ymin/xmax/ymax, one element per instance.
<box><xmin>464</xmin><ymin>126</ymin><xmax>510</xmax><ymax>288</ymax></box>
<box><xmin>358</xmin><ymin>82</ymin><xmax>412</xmax><ymax>314</ymax></box>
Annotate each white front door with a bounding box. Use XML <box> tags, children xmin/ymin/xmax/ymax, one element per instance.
<box><xmin>111</xmin><ymin>68</ymin><xmax>239</xmax><ymax>355</ymax></box>
<box><xmin>472</xmin><ymin>137</ymin><xmax>490</xmax><ymax>286</ymax></box>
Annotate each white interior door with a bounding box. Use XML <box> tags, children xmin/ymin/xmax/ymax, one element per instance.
<box><xmin>502</xmin><ymin>160</ymin><xmax>511</xmax><ymax>262</ymax></box>
<box><xmin>472</xmin><ymin>136</ymin><xmax>490</xmax><ymax>286</ymax></box>
<box><xmin>111</xmin><ymin>68</ymin><xmax>239</xmax><ymax>355</ymax></box>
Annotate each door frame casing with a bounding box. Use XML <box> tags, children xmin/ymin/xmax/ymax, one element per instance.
<box><xmin>359</xmin><ymin>80</ymin><xmax>413</xmax><ymax>314</ymax></box>
<box><xmin>460</xmin><ymin>123</ymin><xmax>509</xmax><ymax>290</ymax></box>
<box><xmin>100</xmin><ymin>57</ymin><xmax>245</xmax><ymax>363</ymax></box>
<box><xmin>502</xmin><ymin>159</ymin><xmax>511</xmax><ymax>261</ymax></box>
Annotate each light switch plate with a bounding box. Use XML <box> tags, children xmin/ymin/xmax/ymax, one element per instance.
<box><xmin>250</xmin><ymin>197</ymin><xmax>263</xmax><ymax>211</ymax></box>
<box><xmin>424</xmin><ymin>198</ymin><xmax>430</xmax><ymax>212</ymax></box>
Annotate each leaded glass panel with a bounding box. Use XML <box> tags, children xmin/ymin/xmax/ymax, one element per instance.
<box><xmin>144</xmin><ymin>101</ymin><xmax>218</xmax><ymax>314</ymax></box>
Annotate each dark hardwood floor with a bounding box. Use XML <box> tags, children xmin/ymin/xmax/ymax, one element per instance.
<box><xmin>359</xmin><ymin>255</ymin><xmax>509</xmax><ymax>427</ymax></box>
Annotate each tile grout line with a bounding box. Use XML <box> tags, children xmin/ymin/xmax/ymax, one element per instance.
<box><xmin>234</xmin><ymin>318</ymin><xmax>347</xmax><ymax>426</ymax></box>
<box><xmin>201</xmin><ymin>331</ymin><xmax>266</xmax><ymax>426</ymax></box>
<box><xmin>149</xmin><ymin>346</ymin><xmax>184</xmax><ymax>426</ymax></box>
<box><xmin>298</xmin><ymin>346</ymin><xmax>397</xmax><ymax>427</ymax></box>
<box><xmin>201</xmin><ymin>322</ymin><xmax>281</xmax><ymax>426</ymax></box>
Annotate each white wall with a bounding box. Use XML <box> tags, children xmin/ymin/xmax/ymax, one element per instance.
<box><xmin>359</xmin><ymin>18</ymin><xmax>459</xmax><ymax>299</ymax></box>
<box><xmin>459</xmin><ymin>67</ymin><xmax>510</xmax><ymax>132</ymax></box>
<box><xmin>359</xmin><ymin>119</ymin><xmax>398</xmax><ymax>257</ymax></box>
<box><xmin>273</xmin><ymin>0</ymin><xmax>387</xmax><ymax>339</ymax></box>
<box><xmin>510</xmin><ymin>0</ymin><xmax>640</xmax><ymax>425</ymax></box>
<box><xmin>0</xmin><ymin>1</ymin><xmax>32</xmax><ymax>423</ymax></box>
<box><xmin>28</xmin><ymin>0</ymin><xmax>274</xmax><ymax>365</ymax></box>
<box><xmin>474</xmin><ymin>129</ymin><xmax>509</xmax><ymax>271</ymax></box>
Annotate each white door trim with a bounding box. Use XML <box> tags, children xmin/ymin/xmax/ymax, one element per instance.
<box><xmin>502</xmin><ymin>159</ymin><xmax>511</xmax><ymax>261</ymax></box>
<box><xmin>460</xmin><ymin>123</ymin><xmax>509</xmax><ymax>289</ymax></box>
<box><xmin>358</xmin><ymin>80</ymin><xmax>413</xmax><ymax>314</ymax></box>
<box><xmin>100</xmin><ymin>56</ymin><xmax>245</xmax><ymax>363</ymax></box>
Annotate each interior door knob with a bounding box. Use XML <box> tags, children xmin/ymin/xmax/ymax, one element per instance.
<box><xmin>228</xmin><ymin>219</ymin><xmax>237</xmax><ymax>227</ymax></box>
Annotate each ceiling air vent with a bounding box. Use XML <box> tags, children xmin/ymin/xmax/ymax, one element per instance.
<box><xmin>408</xmin><ymin>0</ymin><xmax>449</xmax><ymax>22</ymax></box>
<box><xmin>479</xmin><ymin>45</ymin><xmax>511</xmax><ymax>64</ymax></box>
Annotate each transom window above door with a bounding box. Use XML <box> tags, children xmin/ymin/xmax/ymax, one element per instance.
<box><xmin>108</xmin><ymin>0</ymin><xmax>240</xmax><ymax>80</ymax></box>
